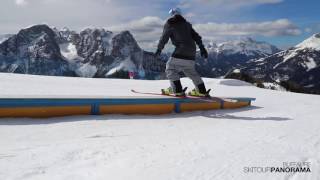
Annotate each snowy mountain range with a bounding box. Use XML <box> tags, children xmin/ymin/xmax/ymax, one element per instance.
<box><xmin>196</xmin><ymin>38</ymin><xmax>280</xmax><ymax>77</ymax></box>
<box><xmin>0</xmin><ymin>25</ymin><xmax>165</xmax><ymax>79</ymax></box>
<box><xmin>0</xmin><ymin>25</ymin><xmax>74</xmax><ymax>76</ymax></box>
<box><xmin>0</xmin><ymin>24</ymin><xmax>279</xmax><ymax>79</ymax></box>
<box><xmin>0</xmin><ymin>24</ymin><xmax>319</xmax><ymax>94</ymax></box>
<box><xmin>209</xmin><ymin>37</ymin><xmax>279</xmax><ymax>57</ymax></box>
<box><xmin>243</xmin><ymin>33</ymin><xmax>320</xmax><ymax>94</ymax></box>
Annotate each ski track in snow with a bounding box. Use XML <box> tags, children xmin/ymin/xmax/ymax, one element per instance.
<box><xmin>0</xmin><ymin>73</ymin><xmax>320</xmax><ymax>180</ymax></box>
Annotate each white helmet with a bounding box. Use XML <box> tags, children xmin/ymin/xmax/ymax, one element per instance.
<box><xmin>169</xmin><ymin>8</ymin><xmax>182</xmax><ymax>17</ymax></box>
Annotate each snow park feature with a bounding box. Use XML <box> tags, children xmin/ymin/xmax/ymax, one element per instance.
<box><xmin>0</xmin><ymin>76</ymin><xmax>255</xmax><ymax>118</ymax></box>
<box><xmin>0</xmin><ymin>96</ymin><xmax>255</xmax><ymax>118</ymax></box>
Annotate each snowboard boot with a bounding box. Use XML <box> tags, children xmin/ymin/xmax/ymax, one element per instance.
<box><xmin>161</xmin><ymin>80</ymin><xmax>186</xmax><ymax>97</ymax></box>
<box><xmin>162</xmin><ymin>87</ymin><xmax>186</xmax><ymax>97</ymax></box>
<box><xmin>161</xmin><ymin>87</ymin><xmax>173</xmax><ymax>95</ymax></box>
<box><xmin>188</xmin><ymin>83</ymin><xmax>210</xmax><ymax>97</ymax></box>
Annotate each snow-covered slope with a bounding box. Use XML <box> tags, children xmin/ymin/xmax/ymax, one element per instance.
<box><xmin>296</xmin><ymin>33</ymin><xmax>320</xmax><ymax>51</ymax></box>
<box><xmin>0</xmin><ymin>73</ymin><xmax>320</xmax><ymax>180</ymax></box>
<box><xmin>244</xmin><ymin>33</ymin><xmax>320</xmax><ymax>94</ymax></box>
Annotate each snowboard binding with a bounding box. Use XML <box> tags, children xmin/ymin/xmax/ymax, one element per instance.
<box><xmin>188</xmin><ymin>89</ymin><xmax>211</xmax><ymax>98</ymax></box>
<box><xmin>161</xmin><ymin>87</ymin><xmax>188</xmax><ymax>97</ymax></box>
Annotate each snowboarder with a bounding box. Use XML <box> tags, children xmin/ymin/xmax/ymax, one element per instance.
<box><xmin>155</xmin><ymin>7</ymin><xmax>209</xmax><ymax>97</ymax></box>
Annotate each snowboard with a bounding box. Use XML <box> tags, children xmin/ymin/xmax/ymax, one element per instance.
<box><xmin>131</xmin><ymin>89</ymin><xmax>232</xmax><ymax>102</ymax></box>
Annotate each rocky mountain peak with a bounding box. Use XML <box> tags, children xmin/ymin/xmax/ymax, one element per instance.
<box><xmin>0</xmin><ymin>24</ymin><xmax>61</xmax><ymax>59</ymax></box>
<box><xmin>111</xmin><ymin>31</ymin><xmax>141</xmax><ymax>58</ymax></box>
<box><xmin>239</xmin><ymin>37</ymin><xmax>255</xmax><ymax>43</ymax></box>
<box><xmin>17</xmin><ymin>24</ymin><xmax>56</xmax><ymax>43</ymax></box>
<box><xmin>80</xmin><ymin>28</ymin><xmax>112</xmax><ymax>38</ymax></box>
<box><xmin>0</xmin><ymin>24</ymin><xmax>73</xmax><ymax>76</ymax></box>
<box><xmin>0</xmin><ymin>34</ymin><xmax>13</xmax><ymax>43</ymax></box>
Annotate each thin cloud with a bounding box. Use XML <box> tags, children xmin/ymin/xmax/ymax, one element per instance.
<box><xmin>178</xmin><ymin>0</ymin><xmax>284</xmax><ymax>15</ymax></box>
<box><xmin>178</xmin><ymin>1</ymin><xmax>287</xmax><ymax>26</ymax></box>
<box><xmin>2</xmin><ymin>0</ymin><xmax>287</xmax><ymax>34</ymax></box>
<box><xmin>195</xmin><ymin>0</ymin><xmax>283</xmax><ymax>6</ymax></box>
<box><xmin>0</xmin><ymin>0</ymin><xmax>303</xmax><ymax>50</ymax></box>
<box><xmin>194</xmin><ymin>19</ymin><xmax>301</xmax><ymax>39</ymax></box>
<box><xmin>15</xmin><ymin>0</ymin><xmax>28</xmax><ymax>6</ymax></box>
<box><xmin>108</xmin><ymin>16</ymin><xmax>301</xmax><ymax>50</ymax></box>
<box><xmin>109</xmin><ymin>16</ymin><xmax>164</xmax><ymax>33</ymax></box>
<box><xmin>108</xmin><ymin>16</ymin><xmax>165</xmax><ymax>50</ymax></box>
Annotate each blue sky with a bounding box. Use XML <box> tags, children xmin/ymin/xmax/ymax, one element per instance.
<box><xmin>159</xmin><ymin>0</ymin><xmax>320</xmax><ymax>49</ymax></box>
<box><xmin>246</xmin><ymin>0</ymin><xmax>320</xmax><ymax>48</ymax></box>
<box><xmin>0</xmin><ymin>0</ymin><xmax>319</xmax><ymax>50</ymax></box>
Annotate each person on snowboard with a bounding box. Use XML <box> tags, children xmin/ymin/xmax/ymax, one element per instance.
<box><xmin>155</xmin><ymin>8</ymin><xmax>209</xmax><ymax>97</ymax></box>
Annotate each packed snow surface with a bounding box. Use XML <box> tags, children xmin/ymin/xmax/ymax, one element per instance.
<box><xmin>0</xmin><ymin>73</ymin><xmax>320</xmax><ymax>180</ymax></box>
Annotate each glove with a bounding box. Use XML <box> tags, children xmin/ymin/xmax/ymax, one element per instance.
<box><xmin>154</xmin><ymin>49</ymin><xmax>161</xmax><ymax>58</ymax></box>
<box><xmin>200</xmin><ymin>47</ymin><xmax>208</xmax><ymax>59</ymax></box>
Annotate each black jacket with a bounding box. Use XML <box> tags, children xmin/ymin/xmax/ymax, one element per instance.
<box><xmin>157</xmin><ymin>15</ymin><xmax>205</xmax><ymax>60</ymax></box>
